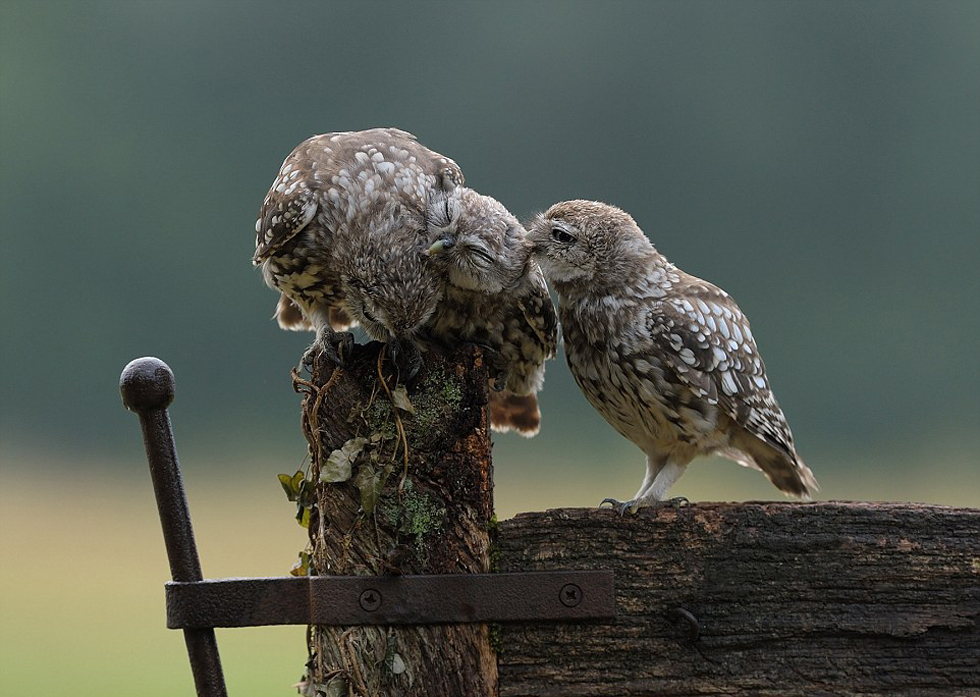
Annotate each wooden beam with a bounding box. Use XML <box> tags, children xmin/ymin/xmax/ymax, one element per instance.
<box><xmin>498</xmin><ymin>503</ymin><xmax>980</xmax><ymax>697</ymax></box>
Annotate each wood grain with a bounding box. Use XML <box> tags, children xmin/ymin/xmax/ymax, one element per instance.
<box><xmin>498</xmin><ymin>503</ymin><xmax>980</xmax><ymax>697</ymax></box>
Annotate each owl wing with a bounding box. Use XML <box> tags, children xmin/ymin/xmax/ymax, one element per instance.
<box><xmin>254</xmin><ymin>129</ymin><xmax>464</xmax><ymax>264</ymax></box>
<box><xmin>518</xmin><ymin>264</ymin><xmax>559</xmax><ymax>359</ymax></box>
<box><xmin>644</xmin><ymin>278</ymin><xmax>797</xmax><ymax>461</ymax></box>
<box><xmin>253</xmin><ymin>142</ymin><xmax>320</xmax><ymax>264</ymax></box>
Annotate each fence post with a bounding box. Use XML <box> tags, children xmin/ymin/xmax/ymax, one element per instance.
<box><xmin>295</xmin><ymin>343</ymin><xmax>497</xmax><ymax>696</ymax></box>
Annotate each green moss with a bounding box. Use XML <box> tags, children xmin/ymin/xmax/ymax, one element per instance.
<box><xmin>380</xmin><ymin>479</ymin><xmax>446</xmax><ymax>559</ymax></box>
<box><xmin>407</xmin><ymin>366</ymin><xmax>463</xmax><ymax>435</ymax></box>
<box><xmin>366</xmin><ymin>400</ymin><xmax>396</xmax><ymax>441</ymax></box>
<box><xmin>488</xmin><ymin>623</ymin><xmax>503</xmax><ymax>655</ymax></box>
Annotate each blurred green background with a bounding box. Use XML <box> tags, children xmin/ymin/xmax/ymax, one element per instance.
<box><xmin>2</xmin><ymin>1</ymin><xmax>978</xmax><ymax>695</ymax></box>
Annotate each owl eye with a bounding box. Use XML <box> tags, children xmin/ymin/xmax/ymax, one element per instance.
<box><xmin>361</xmin><ymin>306</ymin><xmax>379</xmax><ymax>323</ymax></box>
<box><xmin>467</xmin><ymin>246</ymin><xmax>495</xmax><ymax>265</ymax></box>
<box><xmin>552</xmin><ymin>228</ymin><xmax>575</xmax><ymax>244</ymax></box>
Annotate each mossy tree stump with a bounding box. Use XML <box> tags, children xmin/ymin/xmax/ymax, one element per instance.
<box><xmin>294</xmin><ymin>343</ymin><xmax>496</xmax><ymax>696</ymax></box>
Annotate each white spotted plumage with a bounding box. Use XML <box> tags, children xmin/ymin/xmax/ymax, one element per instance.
<box><xmin>528</xmin><ymin>200</ymin><xmax>818</xmax><ymax>513</ymax></box>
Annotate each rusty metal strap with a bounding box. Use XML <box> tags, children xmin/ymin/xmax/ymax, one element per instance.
<box><xmin>166</xmin><ymin>571</ymin><xmax>615</xmax><ymax>628</ymax></box>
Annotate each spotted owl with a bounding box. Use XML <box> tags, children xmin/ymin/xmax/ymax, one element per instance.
<box><xmin>424</xmin><ymin>187</ymin><xmax>559</xmax><ymax>436</ymax></box>
<box><xmin>253</xmin><ymin>128</ymin><xmax>554</xmax><ymax>435</ymax></box>
<box><xmin>253</xmin><ymin>128</ymin><xmax>463</xmax><ymax>367</ymax></box>
<box><xmin>528</xmin><ymin>200</ymin><xmax>818</xmax><ymax>513</ymax></box>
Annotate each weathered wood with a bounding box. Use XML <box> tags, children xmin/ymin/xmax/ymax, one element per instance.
<box><xmin>498</xmin><ymin>503</ymin><xmax>980</xmax><ymax>697</ymax></box>
<box><xmin>298</xmin><ymin>342</ymin><xmax>496</xmax><ymax>696</ymax></box>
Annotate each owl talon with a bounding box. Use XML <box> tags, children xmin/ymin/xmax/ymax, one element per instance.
<box><xmin>599</xmin><ymin>496</ymin><xmax>689</xmax><ymax>516</ymax></box>
<box><xmin>464</xmin><ymin>343</ymin><xmax>509</xmax><ymax>391</ymax></box>
<box><xmin>304</xmin><ymin>330</ymin><xmax>354</xmax><ymax>368</ymax></box>
<box><xmin>389</xmin><ymin>340</ymin><xmax>423</xmax><ymax>382</ymax></box>
<box><xmin>599</xmin><ymin>498</ymin><xmax>639</xmax><ymax>516</ymax></box>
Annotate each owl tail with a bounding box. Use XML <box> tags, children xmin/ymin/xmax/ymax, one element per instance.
<box><xmin>489</xmin><ymin>391</ymin><xmax>541</xmax><ymax>437</ymax></box>
<box><xmin>724</xmin><ymin>430</ymin><xmax>820</xmax><ymax>499</ymax></box>
<box><xmin>274</xmin><ymin>294</ymin><xmax>312</xmax><ymax>331</ymax></box>
<box><xmin>274</xmin><ymin>294</ymin><xmax>356</xmax><ymax>332</ymax></box>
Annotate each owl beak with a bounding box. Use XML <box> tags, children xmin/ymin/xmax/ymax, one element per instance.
<box><xmin>426</xmin><ymin>238</ymin><xmax>455</xmax><ymax>256</ymax></box>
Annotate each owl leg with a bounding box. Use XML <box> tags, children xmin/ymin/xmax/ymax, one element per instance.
<box><xmin>484</xmin><ymin>347</ymin><xmax>509</xmax><ymax>392</ymax></box>
<box><xmin>303</xmin><ymin>318</ymin><xmax>354</xmax><ymax>368</ymax></box>
<box><xmin>600</xmin><ymin>458</ymin><xmax>688</xmax><ymax>516</ymax></box>
<box><xmin>388</xmin><ymin>339</ymin><xmax>423</xmax><ymax>381</ymax></box>
<box><xmin>457</xmin><ymin>342</ymin><xmax>508</xmax><ymax>391</ymax></box>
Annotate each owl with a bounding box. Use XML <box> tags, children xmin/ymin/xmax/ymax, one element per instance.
<box><xmin>424</xmin><ymin>187</ymin><xmax>559</xmax><ymax>436</ymax></box>
<box><xmin>252</xmin><ymin>127</ymin><xmax>463</xmax><ymax>366</ymax></box>
<box><xmin>528</xmin><ymin>200</ymin><xmax>818</xmax><ymax>513</ymax></box>
<box><xmin>253</xmin><ymin>128</ymin><xmax>555</xmax><ymax>434</ymax></box>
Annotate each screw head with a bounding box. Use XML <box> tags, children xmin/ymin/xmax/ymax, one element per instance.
<box><xmin>559</xmin><ymin>583</ymin><xmax>582</xmax><ymax>607</ymax></box>
<box><xmin>359</xmin><ymin>589</ymin><xmax>382</xmax><ymax>612</ymax></box>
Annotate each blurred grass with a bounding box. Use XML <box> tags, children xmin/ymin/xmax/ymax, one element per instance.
<box><xmin>1</xmin><ymin>442</ymin><xmax>977</xmax><ymax>696</ymax></box>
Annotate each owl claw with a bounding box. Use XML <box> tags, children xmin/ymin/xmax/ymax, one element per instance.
<box><xmin>599</xmin><ymin>496</ymin><xmax>690</xmax><ymax>516</ymax></box>
<box><xmin>462</xmin><ymin>342</ymin><xmax>508</xmax><ymax>391</ymax></box>
<box><xmin>304</xmin><ymin>330</ymin><xmax>354</xmax><ymax>369</ymax></box>
<box><xmin>599</xmin><ymin>498</ymin><xmax>639</xmax><ymax>516</ymax></box>
<box><xmin>389</xmin><ymin>340</ymin><xmax>423</xmax><ymax>382</ymax></box>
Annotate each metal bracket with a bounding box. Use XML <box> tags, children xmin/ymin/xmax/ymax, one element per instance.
<box><xmin>166</xmin><ymin>571</ymin><xmax>615</xmax><ymax>629</ymax></box>
<box><xmin>122</xmin><ymin>357</ymin><xmax>617</xmax><ymax>697</ymax></box>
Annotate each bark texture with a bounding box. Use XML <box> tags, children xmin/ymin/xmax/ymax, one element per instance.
<box><xmin>298</xmin><ymin>342</ymin><xmax>496</xmax><ymax>697</ymax></box>
<box><xmin>498</xmin><ymin>503</ymin><xmax>980</xmax><ymax>697</ymax></box>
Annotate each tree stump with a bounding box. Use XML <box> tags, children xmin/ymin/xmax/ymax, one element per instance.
<box><xmin>497</xmin><ymin>503</ymin><xmax>980</xmax><ymax>697</ymax></box>
<box><xmin>294</xmin><ymin>343</ymin><xmax>496</xmax><ymax>696</ymax></box>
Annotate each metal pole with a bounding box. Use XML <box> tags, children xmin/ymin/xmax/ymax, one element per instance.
<box><xmin>120</xmin><ymin>357</ymin><xmax>228</xmax><ymax>697</ymax></box>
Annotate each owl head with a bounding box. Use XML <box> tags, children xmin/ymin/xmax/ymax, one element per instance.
<box><xmin>526</xmin><ymin>200</ymin><xmax>653</xmax><ymax>289</ymax></box>
<box><xmin>340</xmin><ymin>213</ymin><xmax>443</xmax><ymax>343</ymax></box>
<box><xmin>425</xmin><ymin>188</ymin><xmax>530</xmax><ymax>294</ymax></box>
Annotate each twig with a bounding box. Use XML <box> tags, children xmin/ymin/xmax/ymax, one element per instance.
<box><xmin>374</xmin><ymin>348</ymin><xmax>410</xmax><ymax>501</ymax></box>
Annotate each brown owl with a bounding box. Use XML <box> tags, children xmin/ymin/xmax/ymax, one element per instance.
<box><xmin>253</xmin><ymin>128</ymin><xmax>462</xmax><ymax>371</ymax></box>
<box><xmin>528</xmin><ymin>200</ymin><xmax>818</xmax><ymax>513</ymax></box>
<box><xmin>425</xmin><ymin>187</ymin><xmax>558</xmax><ymax>436</ymax></box>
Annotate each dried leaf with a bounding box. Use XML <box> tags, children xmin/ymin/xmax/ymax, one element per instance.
<box><xmin>354</xmin><ymin>463</ymin><xmax>382</xmax><ymax>515</ymax></box>
<box><xmin>391</xmin><ymin>652</ymin><xmax>406</xmax><ymax>675</ymax></box>
<box><xmin>290</xmin><ymin>551</ymin><xmax>310</xmax><ymax>577</ymax></box>
<box><xmin>391</xmin><ymin>385</ymin><xmax>416</xmax><ymax>414</ymax></box>
<box><xmin>320</xmin><ymin>436</ymin><xmax>369</xmax><ymax>483</ymax></box>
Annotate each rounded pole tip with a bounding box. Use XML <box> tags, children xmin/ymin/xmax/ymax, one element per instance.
<box><xmin>120</xmin><ymin>357</ymin><xmax>175</xmax><ymax>412</ymax></box>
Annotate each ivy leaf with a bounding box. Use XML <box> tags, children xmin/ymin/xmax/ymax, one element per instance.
<box><xmin>297</xmin><ymin>479</ymin><xmax>315</xmax><ymax>509</ymax></box>
<box><xmin>320</xmin><ymin>437</ymin><xmax>369</xmax><ymax>483</ymax></box>
<box><xmin>278</xmin><ymin>471</ymin><xmax>303</xmax><ymax>501</ymax></box>
<box><xmin>321</xmin><ymin>679</ymin><xmax>347</xmax><ymax>697</ymax></box>
<box><xmin>354</xmin><ymin>463</ymin><xmax>383</xmax><ymax>515</ymax></box>
<box><xmin>391</xmin><ymin>385</ymin><xmax>416</xmax><ymax>415</ymax></box>
<box><xmin>297</xmin><ymin>506</ymin><xmax>311</xmax><ymax>529</ymax></box>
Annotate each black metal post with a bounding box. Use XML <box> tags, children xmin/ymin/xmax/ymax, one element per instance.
<box><xmin>120</xmin><ymin>357</ymin><xmax>228</xmax><ymax>697</ymax></box>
